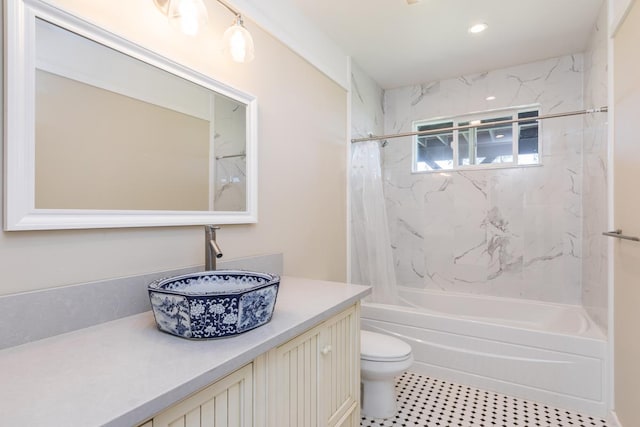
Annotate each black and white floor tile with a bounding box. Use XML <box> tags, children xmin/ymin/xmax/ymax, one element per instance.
<box><xmin>361</xmin><ymin>372</ymin><xmax>611</xmax><ymax>427</ymax></box>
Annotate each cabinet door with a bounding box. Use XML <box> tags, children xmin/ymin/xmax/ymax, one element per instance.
<box><xmin>320</xmin><ymin>305</ymin><xmax>360</xmax><ymax>427</ymax></box>
<box><xmin>153</xmin><ymin>363</ymin><xmax>253</xmax><ymax>427</ymax></box>
<box><xmin>271</xmin><ymin>323</ymin><xmax>322</xmax><ymax>427</ymax></box>
<box><xmin>268</xmin><ymin>304</ymin><xmax>360</xmax><ymax>427</ymax></box>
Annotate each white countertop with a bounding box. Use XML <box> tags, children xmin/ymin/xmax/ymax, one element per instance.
<box><xmin>0</xmin><ymin>276</ymin><xmax>370</xmax><ymax>427</ymax></box>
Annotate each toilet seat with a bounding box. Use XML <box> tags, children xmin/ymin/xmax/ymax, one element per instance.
<box><xmin>361</xmin><ymin>330</ymin><xmax>412</xmax><ymax>362</ymax></box>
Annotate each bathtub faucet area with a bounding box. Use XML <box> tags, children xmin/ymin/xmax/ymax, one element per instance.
<box><xmin>205</xmin><ymin>225</ymin><xmax>223</xmax><ymax>270</ymax></box>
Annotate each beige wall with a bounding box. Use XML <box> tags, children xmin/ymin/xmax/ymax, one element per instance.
<box><xmin>35</xmin><ymin>71</ymin><xmax>211</xmax><ymax>211</ymax></box>
<box><xmin>0</xmin><ymin>0</ymin><xmax>347</xmax><ymax>296</ymax></box>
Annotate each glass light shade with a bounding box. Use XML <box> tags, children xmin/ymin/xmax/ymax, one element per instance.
<box><xmin>223</xmin><ymin>18</ymin><xmax>255</xmax><ymax>63</ymax></box>
<box><xmin>167</xmin><ymin>0</ymin><xmax>208</xmax><ymax>36</ymax></box>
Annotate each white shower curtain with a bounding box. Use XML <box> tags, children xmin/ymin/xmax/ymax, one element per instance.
<box><xmin>350</xmin><ymin>141</ymin><xmax>397</xmax><ymax>303</ymax></box>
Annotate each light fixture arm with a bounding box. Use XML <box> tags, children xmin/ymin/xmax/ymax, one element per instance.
<box><xmin>153</xmin><ymin>0</ymin><xmax>171</xmax><ymax>14</ymax></box>
<box><xmin>215</xmin><ymin>0</ymin><xmax>241</xmax><ymax>18</ymax></box>
<box><xmin>154</xmin><ymin>0</ymin><xmax>254</xmax><ymax>63</ymax></box>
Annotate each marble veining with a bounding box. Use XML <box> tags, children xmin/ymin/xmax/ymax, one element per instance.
<box><xmin>382</xmin><ymin>54</ymin><xmax>594</xmax><ymax>304</ymax></box>
<box><xmin>410</xmin><ymin>82</ymin><xmax>440</xmax><ymax>106</ymax></box>
<box><xmin>350</xmin><ymin>29</ymin><xmax>607</xmax><ymax>314</ymax></box>
<box><xmin>350</xmin><ymin>61</ymin><xmax>385</xmax><ymax>140</ymax></box>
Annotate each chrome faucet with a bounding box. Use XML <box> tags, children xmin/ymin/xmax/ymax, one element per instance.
<box><xmin>205</xmin><ymin>225</ymin><xmax>223</xmax><ymax>270</ymax></box>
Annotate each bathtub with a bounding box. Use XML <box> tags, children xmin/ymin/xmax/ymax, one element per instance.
<box><xmin>361</xmin><ymin>287</ymin><xmax>608</xmax><ymax>417</ymax></box>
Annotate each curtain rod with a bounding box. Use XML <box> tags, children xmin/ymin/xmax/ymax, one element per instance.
<box><xmin>350</xmin><ymin>106</ymin><xmax>608</xmax><ymax>144</ymax></box>
<box><xmin>216</xmin><ymin>153</ymin><xmax>246</xmax><ymax>160</ymax></box>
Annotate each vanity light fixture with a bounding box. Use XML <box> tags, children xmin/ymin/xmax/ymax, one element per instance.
<box><xmin>468</xmin><ymin>22</ymin><xmax>488</xmax><ymax>34</ymax></box>
<box><xmin>154</xmin><ymin>0</ymin><xmax>255</xmax><ymax>63</ymax></box>
<box><xmin>154</xmin><ymin>0</ymin><xmax>208</xmax><ymax>37</ymax></box>
<box><xmin>221</xmin><ymin>13</ymin><xmax>255</xmax><ymax>63</ymax></box>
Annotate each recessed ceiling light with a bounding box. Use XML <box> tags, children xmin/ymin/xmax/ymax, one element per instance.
<box><xmin>486</xmin><ymin>95</ymin><xmax>496</xmax><ymax>101</ymax></box>
<box><xmin>496</xmin><ymin>134</ymin><xmax>505</xmax><ymax>139</ymax></box>
<box><xmin>468</xmin><ymin>23</ymin><xmax>488</xmax><ymax>34</ymax></box>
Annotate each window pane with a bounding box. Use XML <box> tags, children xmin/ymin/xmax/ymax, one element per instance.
<box><xmin>477</xmin><ymin>116</ymin><xmax>513</xmax><ymax>164</ymax></box>
<box><xmin>413</xmin><ymin>107</ymin><xmax>540</xmax><ymax>173</ymax></box>
<box><xmin>458</xmin><ymin>121</ymin><xmax>472</xmax><ymax>166</ymax></box>
<box><xmin>518</xmin><ymin>110</ymin><xmax>539</xmax><ymax>165</ymax></box>
<box><xmin>416</xmin><ymin>122</ymin><xmax>454</xmax><ymax>171</ymax></box>
<box><xmin>460</xmin><ymin>117</ymin><xmax>513</xmax><ymax>166</ymax></box>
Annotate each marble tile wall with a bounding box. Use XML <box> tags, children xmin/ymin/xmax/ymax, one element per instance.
<box><xmin>383</xmin><ymin>55</ymin><xmax>588</xmax><ymax>304</ymax></box>
<box><xmin>582</xmin><ymin>2</ymin><xmax>609</xmax><ymax>332</ymax></box>
<box><xmin>351</xmin><ymin>61</ymin><xmax>385</xmax><ymax>140</ymax></box>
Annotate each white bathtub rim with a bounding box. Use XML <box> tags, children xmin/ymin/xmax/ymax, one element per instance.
<box><xmin>364</xmin><ymin>287</ymin><xmax>607</xmax><ymax>338</ymax></box>
<box><xmin>372</xmin><ymin>287</ymin><xmax>607</xmax><ymax>335</ymax></box>
<box><xmin>362</xmin><ymin>299</ymin><xmax>605</xmax><ymax>339</ymax></box>
<box><xmin>361</xmin><ymin>303</ymin><xmax>607</xmax><ymax>358</ymax></box>
<box><xmin>389</xmin><ymin>285</ymin><xmax>587</xmax><ymax>311</ymax></box>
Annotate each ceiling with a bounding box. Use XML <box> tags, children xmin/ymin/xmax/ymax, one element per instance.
<box><xmin>291</xmin><ymin>0</ymin><xmax>605</xmax><ymax>89</ymax></box>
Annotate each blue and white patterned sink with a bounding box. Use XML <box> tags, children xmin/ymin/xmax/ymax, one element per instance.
<box><xmin>148</xmin><ymin>270</ymin><xmax>279</xmax><ymax>339</ymax></box>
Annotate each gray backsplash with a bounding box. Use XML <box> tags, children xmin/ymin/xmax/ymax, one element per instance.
<box><xmin>0</xmin><ymin>253</ymin><xmax>283</xmax><ymax>350</ymax></box>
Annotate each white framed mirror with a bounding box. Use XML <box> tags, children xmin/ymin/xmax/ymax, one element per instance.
<box><xmin>4</xmin><ymin>0</ymin><xmax>258</xmax><ymax>230</ymax></box>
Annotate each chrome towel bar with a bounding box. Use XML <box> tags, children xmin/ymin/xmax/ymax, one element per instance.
<box><xmin>602</xmin><ymin>229</ymin><xmax>640</xmax><ymax>242</ymax></box>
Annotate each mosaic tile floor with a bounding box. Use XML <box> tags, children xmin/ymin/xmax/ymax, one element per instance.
<box><xmin>361</xmin><ymin>372</ymin><xmax>611</xmax><ymax>427</ymax></box>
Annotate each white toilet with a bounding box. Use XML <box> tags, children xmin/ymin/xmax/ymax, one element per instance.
<box><xmin>360</xmin><ymin>330</ymin><xmax>413</xmax><ymax>419</ymax></box>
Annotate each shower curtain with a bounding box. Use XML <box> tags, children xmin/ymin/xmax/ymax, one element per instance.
<box><xmin>350</xmin><ymin>141</ymin><xmax>397</xmax><ymax>303</ymax></box>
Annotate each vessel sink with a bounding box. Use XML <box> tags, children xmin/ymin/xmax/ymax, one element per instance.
<box><xmin>148</xmin><ymin>270</ymin><xmax>280</xmax><ymax>339</ymax></box>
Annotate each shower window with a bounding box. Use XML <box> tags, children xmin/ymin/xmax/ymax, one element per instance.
<box><xmin>413</xmin><ymin>106</ymin><xmax>540</xmax><ymax>172</ymax></box>
<box><xmin>415</xmin><ymin>122</ymin><xmax>455</xmax><ymax>171</ymax></box>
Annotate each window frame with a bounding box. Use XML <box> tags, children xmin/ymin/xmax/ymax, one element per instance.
<box><xmin>412</xmin><ymin>105</ymin><xmax>542</xmax><ymax>174</ymax></box>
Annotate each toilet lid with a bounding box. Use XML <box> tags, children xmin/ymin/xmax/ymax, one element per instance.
<box><xmin>361</xmin><ymin>330</ymin><xmax>412</xmax><ymax>362</ymax></box>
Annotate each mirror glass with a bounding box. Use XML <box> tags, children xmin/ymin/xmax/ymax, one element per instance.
<box><xmin>4</xmin><ymin>1</ymin><xmax>257</xmax><ymax>230</ymax></box>
<box><xmin>35</xmin><ymin>19</ymin><xmax>246</xmax><ymax>212</ymax></box>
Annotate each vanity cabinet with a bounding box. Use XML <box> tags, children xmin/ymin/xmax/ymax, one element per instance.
<box><xmin>1</xmin><ymin>273</ymin><xmax>370</xmax><ymax>427</ymax></box>
<box><xmin>152</xmin><ymin>363</ymin><xmax>253</xmax><ymax>427</ymax></box>
<box><xmin>142</xmin><ymin>304</ymin><xmax>360</xmax><ymax>427</ymax></box>
<box><xmin>260</xmin><ymin>304</ymin><xmax>360</xmax><ymax>427</ymax></box>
